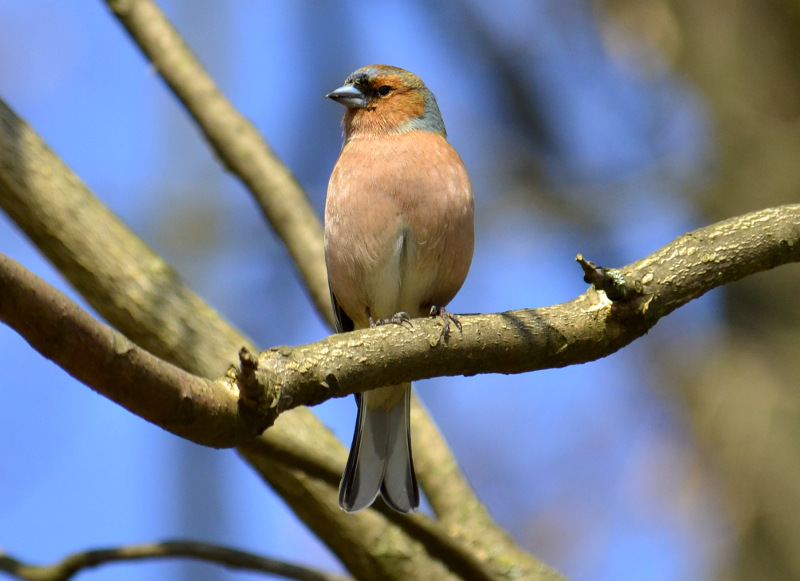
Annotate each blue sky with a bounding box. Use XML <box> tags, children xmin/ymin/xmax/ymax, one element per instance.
<box><xmin>0</xmin><ymin>2</ymin><xmax>724</xmax><ymax>580</ymax></box>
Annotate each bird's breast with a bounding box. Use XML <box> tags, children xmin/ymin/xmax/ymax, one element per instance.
<box><xmin>325</xmin><ymin>131</ymin><xmax>474</xmax><ymax>328</ymax></box>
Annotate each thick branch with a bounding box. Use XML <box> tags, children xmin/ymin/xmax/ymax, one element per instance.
<box><xmin>103</xmin><ymin>0</ymin><xmax>331</xmax><ymax>327</ymax></box>
<box><xmin>0</xmin><ymin>254</ymin><xmax>271</xmax><ymax>447</ymax></box>
<box><xmin>0</xmin><ymin>541</ymin><xmax>350</xmax><ymax>581</ymax></box>
<box><xmin>249</xmin><ymin>205</ymin><xmax>800</xmax><ymax>412</ymax></box>
<box><xmin>0</xmin><ymin>97</ymin><xmax>245</xmax><ymax>380</ymax></box>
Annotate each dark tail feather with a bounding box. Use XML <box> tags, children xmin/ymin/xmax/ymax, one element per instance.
<box><xmin>339</xmin><ymin>384</ymin><xmax>419</xmax><ymax>513</ymax></box>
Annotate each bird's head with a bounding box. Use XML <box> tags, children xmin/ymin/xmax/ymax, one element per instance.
<box><xmin>327</xmin><ymin>65</ymin><xmax>446</xmax><ymax>139</ymax></box>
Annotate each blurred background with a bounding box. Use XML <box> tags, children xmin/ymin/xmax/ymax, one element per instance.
<box><xmin>2</xmin><ymin>1</ymin><xmax>799</xmax><ymax>580</ymax></box>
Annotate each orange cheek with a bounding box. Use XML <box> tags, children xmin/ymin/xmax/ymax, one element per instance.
<box><xmin>381</xmin><ymin>92</ymin><xmax>425</xmax><ymax>127</ymax></box>
<box><xmin>347</xmin><ymin>92</ymin><xmax>425</xmax><ymax>134</ymax></box>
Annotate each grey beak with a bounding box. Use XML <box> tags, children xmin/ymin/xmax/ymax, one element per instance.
<box><xmin>326</xmin><ymin>84</ymin><xmax>368</xmax><ymax>109</ymax></box>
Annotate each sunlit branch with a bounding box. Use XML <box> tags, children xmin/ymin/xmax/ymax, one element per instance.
<box><xmin>245</xmin><ymin>204</ymin><xmax>800</xmax><ymax>412</ymax></box>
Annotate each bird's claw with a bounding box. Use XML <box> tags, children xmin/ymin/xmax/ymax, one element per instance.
<box><xmin>370</xmin><ymin>311</ymin><xmax>415</xmax><ymax>329</ymax></box>
<box><xmin>429</xmin><ymin>306</ymin><xmax>461</xmax><ymax>342</ymax></box>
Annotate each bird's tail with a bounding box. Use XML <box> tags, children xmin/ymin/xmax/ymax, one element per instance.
<box><xmin>338</xmin><ymin>382</ymin><xmax>419</xmax><ymax>513</ymax></box>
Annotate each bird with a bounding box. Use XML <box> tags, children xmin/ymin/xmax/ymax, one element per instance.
<box><xmin>324</xmin><ymin>64</ymin><xmax>474</xmax><ymax>513</ymax></box>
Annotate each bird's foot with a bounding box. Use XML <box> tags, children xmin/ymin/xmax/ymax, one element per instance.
<box><xmin>429</xmin><ymin>306</ymin><xmax>462</xmax><ymax>342</ymax></box>
<box><xmin>369</xmin><ymin>311</ymin><xmax>415</xmax><ymax>330</ymax></box>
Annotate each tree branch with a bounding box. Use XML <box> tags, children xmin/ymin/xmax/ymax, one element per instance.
<box><xmin>0</xmin><ymin>96</ymin><xmax>246</xmax><ymax>380</ymax></box>
<box><xmin>103</xmin><ymin>0</ymin><xmax>332</xmax><ymax>327</ymax></box>
<box><xmin>0</xmin><ymin>253</ymin><xmax>273</xmax><ymax>447</ymax></box>
<box><xmin>244</xmin><ymin>204</ymin><xmax>800</xmax><ymax>413</ymax></box>
<box><xmin>241</xmin><ymin>433</ymin><xmax>545</xmax><ymax>581</ymax></box>
<box><xmin>0</xmin><ymin>541</ymin><xmax>350</xmax><ymax>581</ymax></box>
<box><xmin>409</xmin><ymin>394</ymin><xmax>487</xmax><ymax>524</ymax></box>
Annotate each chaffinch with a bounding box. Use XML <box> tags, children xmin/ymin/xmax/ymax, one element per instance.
<box><xmin>325</xmin><ymin>64</ymin><xmax>474</xmax><ymax>513</ymax></box>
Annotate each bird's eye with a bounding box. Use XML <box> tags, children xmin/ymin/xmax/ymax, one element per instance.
<box><xmin>377</xmin><ymin>85</ymin><xmax>392</xmax><ymax>97</ymax></box>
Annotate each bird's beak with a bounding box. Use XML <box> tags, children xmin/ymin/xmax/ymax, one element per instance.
<box><xmin>326</xmin><ymin>84</ymin><xmax>368</xmax><ymax>109</ymax></box>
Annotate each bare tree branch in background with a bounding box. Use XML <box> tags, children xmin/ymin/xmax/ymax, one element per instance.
<box><xmin>0</xmin><ymin>541</ymin><xmax>351</xmax><ymax>581</ymax></box>
<box><xmin>105</xmin><ymin>0</ymin><xmax>331</xmax><ymax>326</ymax></box>
<box><xmin>592</xmin><ymin>1</ymin><xmax>800</xmax><ymax>579</ymax></box>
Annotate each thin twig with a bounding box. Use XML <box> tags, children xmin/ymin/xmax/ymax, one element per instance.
<box><xmin>0</xmin><ymin>541</ymin><xmax>351</xmax><ymax>581</ymax></box>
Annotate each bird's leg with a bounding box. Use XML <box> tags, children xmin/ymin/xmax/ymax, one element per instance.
<box><xmin>367</xmin><ymin>307</ymin><xmax>414</xmax><ymax>329</ymax></box>
<box><xmin>429</xmin><ymin>305</ymin><xmax>462</xmax><ymax>342</ymax></box>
